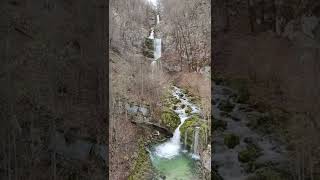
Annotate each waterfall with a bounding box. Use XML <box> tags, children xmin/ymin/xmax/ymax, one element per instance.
<box><xmin>154</xmin><ymin>88</ymin><xmax>191</xmax><ymax>159</ymax></box>
<box><xmin>154</xmin><ymin>38</ymin><xmax>161</xmax><ymax>60</ymax></box>
<box><xmin>193</xmin><ymin>127</ymin><xmax>200</xmax><ymax>156</ymax></box>
<box><xmin>149</xmin><ymin>28</ymin><xmax>154</xmax><ymax>39</ymax></box>
<box><xmin>156</xmin><ymin>14</ymin><xmax>160</xmax><ymax>24</ymax></box>
<box><xmin>151</xmin><ymin>60</ymin><xmax>157</xmax><ymax>79</ymax></box>
<box><xmin>184</xmin><ymin>129</ymin><xmax>188</xmax><ymax>150</ymax></box>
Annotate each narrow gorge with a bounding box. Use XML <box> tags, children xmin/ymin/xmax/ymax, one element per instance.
<box><xmin>110</xmin><ymin>0</ymin><xmax>211</xmax><ymax>179</ymax></box>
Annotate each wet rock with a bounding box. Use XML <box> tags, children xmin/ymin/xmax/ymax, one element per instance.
<box><xmin>301</xmin><ymin>15</ymin><xmax>319</xmax><ymax>38</ymax></box>
<box><xmin>221</xmin><ymin>88</ymin><xmax>233</xmax><ymax>96</ymax></box>
<box><xmin>238</xmin><ymin>144</ymin><xmax>261</xmax><ymax>163</ymax></box>
<box><xmin>224</xmin><ymin>134</ymin><xmax>240</xmax><ymax>149</ymax></box>
<box><xmin>126</xmin><ymin>104</ymin><xmax>139</xmax><ymax>113</ymax></box>
<box><xmin>230</xmin><ymin>115</ymin><xmax>241</xmax><ymax>121</ymax></box>
<box><xmin>213</xmin><ymin>119</ymin><xmax>227</xmax><ymax>131</ymax></box>
<box><xmin>139</xmin><ymin>107</ymin><xmax>149</xmax><ymax>116</ymax></box>
<box><xmin>246</xmin><ymin>167</ymin><xmax>289</xmax><ymax>180</ymax></box>
<box><xmin>92</xmin><ymin>144</ymin><xmax>107</xmax><ymax>161</ymax></box>
<box><xmin>244</xmin><ymin>137</ymin><xmax>254</xmax><ymax>144</ymax></box>
<box><xmin>49</xmin><ymin>132</ymin><xmax>107</xmax><ymax>162</ymax></box>
<box><xmin>314</xmin><ymin>23</ymin><xmax>320</xmax><ymax>42</ymax></box>
<box><xmin>218</xmin><ymin>100</ymin><xmax>235</xmax><ymax>112</ymax></box>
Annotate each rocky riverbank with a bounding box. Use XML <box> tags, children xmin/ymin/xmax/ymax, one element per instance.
<box><xmin>213</xmin><ymin>80</ymin><xmax>292</xmax><ymax>180</ymax></box>
<box><xmin>126</xmin><ymin>85</ymin><xmax>211</xmax><ymax>180</ymax></box>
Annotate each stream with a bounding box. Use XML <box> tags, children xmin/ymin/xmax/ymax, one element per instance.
<box><xmin>146</xmin><ymin>3</ymin><xmax>203</xmax><ymax>179</ymax></box>
<box><xmin>213</xmin><ymin>82</ymin><xmax>289</xmax><ymax>180</ymax></box>
<box><xmin>149</xmin><ymin>86</ymin><xmax>202</xmax><ymax>180</ymax></box>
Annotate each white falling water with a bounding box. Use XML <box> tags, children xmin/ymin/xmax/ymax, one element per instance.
<box><xmin>193</xmin><ymin>127</ymin><xmax>200</xmax><ymax>156</ymax></box>
<box><xmin>149</xmin><ymin>28</ymin><xmax>154</xmax><ymax>39</ymax></box>
<box><xmin>154</xmin><ymin>87</ymin><xmax>201</xmax><ymax>159</ymax></box>
<box><xmin>184</xmin><ymin>130</ymin><xmax>188</xmax><ymax>149</ymax></box>
<box><xmin>154</xmin><ymin>38</ymin><xmax>161</xmax><ymax>60</ymax></box>
<box><xmin>151</xmin><ymin>60</ymin><xmax>157</xmax><ymax>79</ymax></box>
<box><xmin>156</xmin><ymin>14</ymin><xmax>160</xmax><ymax>24</ymax></box>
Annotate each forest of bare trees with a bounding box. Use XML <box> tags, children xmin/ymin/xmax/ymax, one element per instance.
<box><xmin>161</xmin><ymin>0</ymin><xmax>211</xmax><ymax>72</ymax></box>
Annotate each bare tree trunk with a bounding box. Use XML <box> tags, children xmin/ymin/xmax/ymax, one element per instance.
<box><xmin>8</xmin><ymin>133</ymin><xmax>11</xmax><ymax>180</ymax></box>
<box><xmin>272</xmin><ymin>0</ymin><xmax>277</xmax><ymax>33</ymax></box>
<box><xmin>248</xmin><ymin>0</ymin><xmax>255</xmax><ymax>33</ymax></box>
<box><xmin>13</xmin><ymin>133</ymin><xmax>17</xmax><ymax>180</ymax></box>
<box><xmin>225</xmin><ymin>0</ymin><xmax>230</xmax><ymax>31</ymax></box>
<box><xmin>51</xmin><ymin>119</ymin><xmax>56</xmax><ymax>180</ymax></box>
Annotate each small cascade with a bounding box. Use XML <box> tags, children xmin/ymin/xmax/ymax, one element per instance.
<box><xmin>154</xmin><ymin>38</ymin><xmax>161</xmax><ymax>60</ymax></box>
<box><xmin>149</xmin><ymin>28</ymin><xmax>154</xmax><ymax>39</ymax></box>
<box><xmin>184</xmin><ymin>129</ymin><xmax>188</xmax><ymax>150</ymax></box>
<box><xmin>150</xmin><ymin>86</ymin><xmax>202</xmax><ymax>179</ymax></box>
<box><xmin>156</xmin><ymin>14</ymin><xmax>160</xmax><ymax>24</ymax></box>
<box><xmin>151</xmin><ymin>60</ymin><xmax>157</xmax><ymax>79</ymax></box>
<box><xmin>193</xmin><ymin>127</ymin><xmax>200</xmax><ymax>158</ymax></box>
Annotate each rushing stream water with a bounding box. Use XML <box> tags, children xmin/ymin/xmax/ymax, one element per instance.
<box><xmin>149</xmin><ymin>86</ymin><xmax>202</xmax><ymax>180</ymax></box>
<box><xmin>213</xmin><ymin>82</ymin><xmax>289</xmax><ymax>179</ymax></box>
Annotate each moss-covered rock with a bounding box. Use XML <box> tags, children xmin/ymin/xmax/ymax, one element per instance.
<box><xmin>224</xmin><ymin>134</ymin><xmax>240</xmax><ymax>149</ymax></box>
<box><xmin>247</xmin><ymin>114</ymin><xmax>273</xmax><ymax>134</ymax></box>
<box><xmin>225</xmin><ymin>78</ymin><xmax>250</xmax><ymax>103</ymax></box>
<box><xmin>163</xmin><ymin>92</ymin><xmax>181</xmax><ymax>108</ymax></box>
<box><xmin>246</xmin><ymin>168</ymin><xmax>289</xmax><ymax>180</ymax></box>
<box><xmin>142</xmin><ymin>37</ymin><xmax>154</xmax><ymax>58</ymax></box>
<box><xmin>180</xmin><ymin>115</ymin><xmax>210</xmax><ymax>151</ymax></box>
<box><xmin>213</xmin><ymin>119</ymin><xmax>227</xmax><ymax>131</ymax></box>
<box><xmin>238</xmin><ymin>144</ymin><xmax>261</xmax><ymax>163</ymax></box>
<box><xmin>185</xmin><ymin>106</ymin><xmax>192</xmax><ymax>115</ymax></box>
<box><xmin>160</xmin><ymin>108</ymin><xmax>180</xmax><ymax>132</ymax></box>
<box><xmin>128</xmin><ymin>139</ymin><xmax>154</xmax><ymax>180</ymax></box>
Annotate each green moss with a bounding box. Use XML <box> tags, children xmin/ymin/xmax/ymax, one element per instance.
<box><xmin>142</xmin><ymin>49</ymin><xmax>154</xmax><ymax>58</ymax></box>
<box><xmin>226</xmin><ymin>78</ymin><xmax>250</xmax><ymax>103</ymax></box>
<box><xmin>246</xmin><ymin>168</ymin><xmax>289</xmax><ymax>180</ymax></box>
<box><xmin>247</xmin><ymin>114</ymin><xmax>273</xmax><ymax>134</ymax></box>
<box><xmin>185</xmin><ymin>106</ymin><xmax>192</xmax><ymax>115</ymax></box>
<box><xmin>144</xmin><ymin>37</ymin><xmax>154</xmax><ymax>49</ymax></box>
<box><xmin>128</xmin><ymin>139</ymin><xmax>154</xmax><ymax>180</ymax></box>
<box><xmin>161</xmin><ymin>109</ymin><xmax>180</xmax><ymax>132</ymax></box>
<box><xmin>238</xmin><ymin>144</ymin><xmax>261</xmax><ymax>163</ymax></box>
<box><xmin>180</xmin><ymin>115</ymin><xmax>209</xmax><ymax>150</ymax></box>
<box><xmin>224</xmin><ymin>134</ymin><xmax>240</xmax><ymax>149</ymax></box>
<box><xmin>142</xmin><ymin>37</ymin><xmax>154</xmax><ymax>58</ymax></box>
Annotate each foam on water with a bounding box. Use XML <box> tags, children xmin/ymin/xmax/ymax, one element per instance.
<box><xmin>154</xmin><ymin>86</ymin><xmax>200</xmax><ymax>159</ymax></box>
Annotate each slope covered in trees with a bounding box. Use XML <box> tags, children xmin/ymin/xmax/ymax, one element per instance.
<box><xmin>109</xmin><ymin>0</ymin><xmax>211</xmax><ymax>179</ymax></box>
